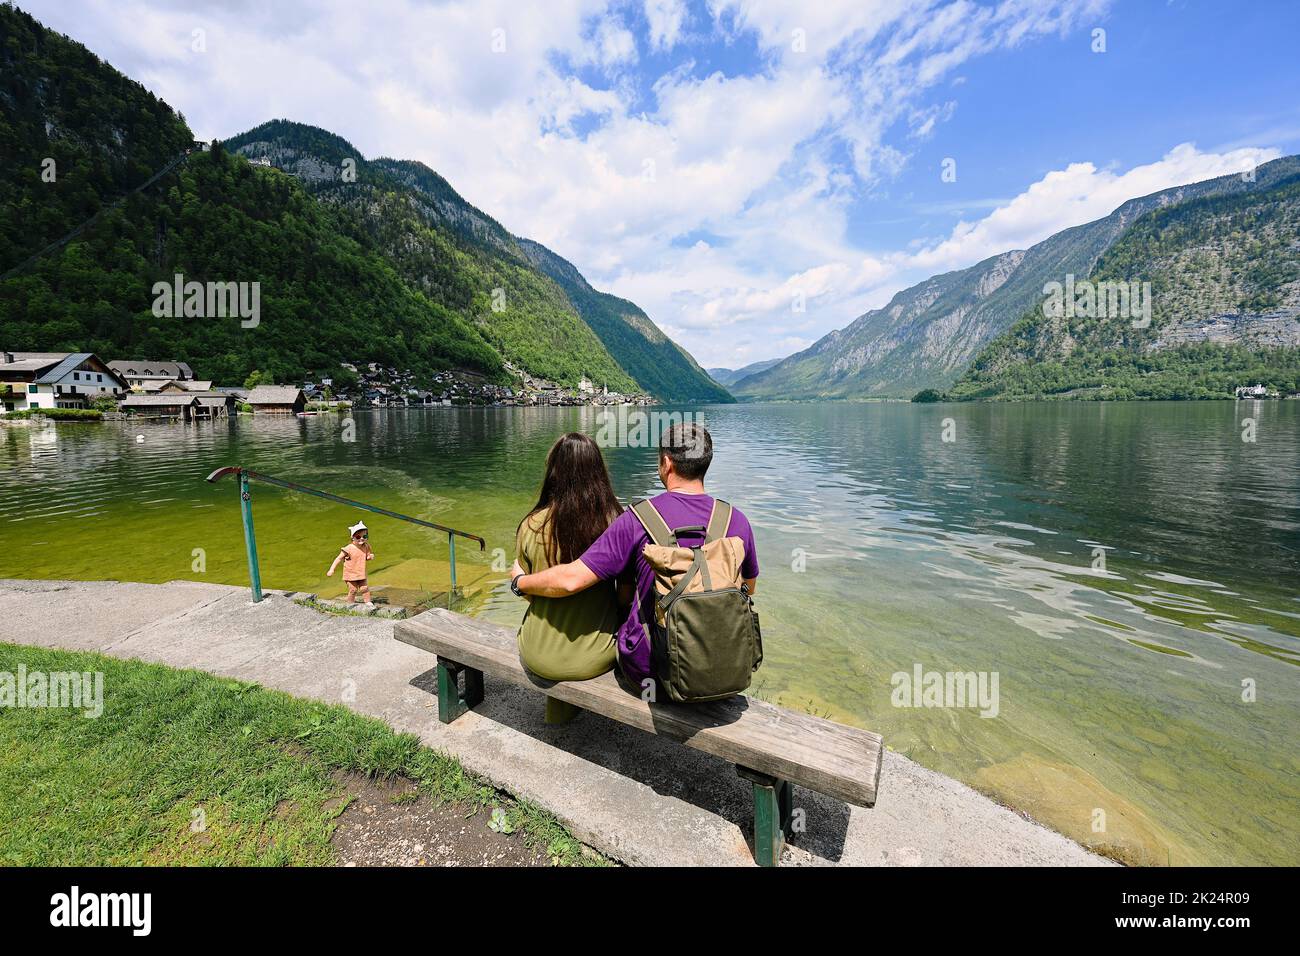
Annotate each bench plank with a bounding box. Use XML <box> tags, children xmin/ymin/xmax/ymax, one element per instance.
<box><xmin>395</xmin><ymin>608</ymin><xmax>883</xmax><ymax>807</ymax></box>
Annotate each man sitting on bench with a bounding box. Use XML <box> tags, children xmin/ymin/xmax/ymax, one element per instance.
<box><xmin>511</xmin><ymin>422</ymin><xmax>760</xmax><ymax>698</ymax></box>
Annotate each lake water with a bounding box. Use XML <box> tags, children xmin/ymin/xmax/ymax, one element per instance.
<box><xmin>2</xmin><ymin>401</ymin><xmax>1297</xmax><ymax>865</ymax></box>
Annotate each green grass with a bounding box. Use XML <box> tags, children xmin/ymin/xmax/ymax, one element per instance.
<box><xmin>292</xmin><ymin>596</ymin><xmax>373</xmax><ymax>617</ymax></box>
<box><xmin>0</xmin><ymin>642</ymin><xmax>605</xmax><ymax>866</ymax></box>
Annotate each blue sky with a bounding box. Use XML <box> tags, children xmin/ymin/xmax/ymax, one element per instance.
<box><xmin>19</xmin><ymin>0</ymin><xmax>1300</xmax><ymax>369</ymax></box>
<box><xmin>874</xmin><ymin>0</ymin><xmax>1300</xmax><ymax>249</ymax></box>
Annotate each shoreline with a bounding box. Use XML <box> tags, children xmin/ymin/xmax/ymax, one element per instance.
<box><xmin>6</xmin><ymin>395</ymin><xmax>1298</xmax><ymax>425</ymax></box>
<box><xmin>0</xmin><ymin>577</ymin><xmax>1113</xmax><ymax>867</ymax></box>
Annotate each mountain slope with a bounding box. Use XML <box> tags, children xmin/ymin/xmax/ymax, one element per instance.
<box><xmin>516</xmin><ymin>238</ymin><xmax>732</xmax><ymax>402</ymax></box>
<box><xmin>0</xmin><ymin>6</ymin><xmax>502</xmax><ymax>385</ymax></box>
<box><xmin>736</xmin><ymin>156</ymin><xmax>1300</xmax><ymax>400</ymax></box>
<box><xmin>0</xmin><ymin>2</ymin><xmax>194</xmax><ymax>274</ymax></box>
<box><xmin>734</xmin><ymin>250</ymin><xmax>1022</xmax><ymax>399</ymax></box>
<box><xmin>226</xmin><ymin>120</ymin><xmax>731</xmax><ymax>401</ymax></box>
<box><xmin>710</xmin><ymin>359</ymin><xmax>781</xmax><ymax>387</ymax></box>
<box><xmin>949</xmin><ymin>167</ymin><xmax>1300</xmax><ymax>400</ymax></box>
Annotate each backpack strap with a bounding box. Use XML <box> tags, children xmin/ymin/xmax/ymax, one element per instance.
<box><xmin>704</xmin><ymin>498</ymin><xmax>733</xmax><ymax>544</ymax></box>
<box><xmin>660</xmin><ymin>548</ymin><xmax>710</xmax><ymax>611</ymax></box>
<box><xmin>630</xmin><ymin>498</ymin><xmax>676</xmax><ymax>547</ymax></box>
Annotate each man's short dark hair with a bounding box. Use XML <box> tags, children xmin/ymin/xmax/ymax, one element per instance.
<box><xmin>660</xmin><ymin>422</ymin><xmax>713</xmax><ymax>480</ymax></box>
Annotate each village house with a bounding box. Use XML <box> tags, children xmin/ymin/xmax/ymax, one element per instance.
<box><xmin>146</xmin><ymin>381</ymin><xmax>192</xmax><ymax>395</ymax></box>
<box><xmin>106</xmin><ymin>360</ymin><xmax>196</xmax><ymax>391</ymax></box>
<box><xmin>0</xmin><ymin>352</ymin><xmax>128</xmax><ymax>413</ymax></box>
<box><xmin>246</xmin><ymin>385</ymin><xmax>306</xmax><ymax>414</ymax></box>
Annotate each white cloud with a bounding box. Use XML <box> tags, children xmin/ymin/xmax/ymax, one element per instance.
<box><xmin>592</xmin><ymin>19</ymin><xmax>638</xmax><ymax>66</ymax></box>
<box><xmin>645</xmin><ymin>0</ymin><xmax>687</xmax><ymax>51</ymax></box>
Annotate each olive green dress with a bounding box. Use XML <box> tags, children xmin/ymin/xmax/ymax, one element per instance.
<box><xmin>516</xmin><ymin>509</ymin><xmax>618</xmax><ymax>722</ymax></box>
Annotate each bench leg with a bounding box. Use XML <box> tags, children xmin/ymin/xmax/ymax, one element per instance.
<box><xmin>778</xmin><ymin>778</ymin><xmax>794</xmax><ymax>840</ymax></box>
<box><xmin>737</xmin><ymin>766</ymin><xmax>793</xmax><ymax>867</ymax></box>
<box><xmin>436</xmin><ymin>657</ymin><xmax>484</xmax><ymax>724</ymax></box>
<box><xmin>463</xmin><ymin>666</ymin><xmax>484</xmax><ymax>708</ymax></box>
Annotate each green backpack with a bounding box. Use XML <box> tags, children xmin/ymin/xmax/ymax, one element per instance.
<box><xmin>630</xmin><ymin>497</ymin><xmax>763</xmax><ymax>703</ymax></box>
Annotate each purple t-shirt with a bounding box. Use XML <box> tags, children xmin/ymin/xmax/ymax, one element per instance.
<box><xmin>578</xmin><ymin>491</ymin><xmax>759</xmax><ymax>688</ymax></box>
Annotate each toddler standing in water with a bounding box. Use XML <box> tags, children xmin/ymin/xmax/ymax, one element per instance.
<box><xmin>328</xmin><ymin>521</ymin><xmax>375</xmax><ymax>605</ymax></box>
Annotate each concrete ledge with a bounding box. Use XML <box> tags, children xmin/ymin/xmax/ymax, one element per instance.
<box><xmin>0</xmin><ymin>578</ymin><xmax>1112</xmax><ymax>867</ymax></box>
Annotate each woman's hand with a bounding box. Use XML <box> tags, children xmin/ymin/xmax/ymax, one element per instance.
<box><xmin>510</xmin><ymin>559</ymin><xmax>525</xmax><ymax>580</ymax></box>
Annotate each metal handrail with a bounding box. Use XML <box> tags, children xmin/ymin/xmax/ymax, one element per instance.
<box><xmin>206</xmin><ymin>465</ymin><xmax>485</xmax><ymax>607</ymax></box>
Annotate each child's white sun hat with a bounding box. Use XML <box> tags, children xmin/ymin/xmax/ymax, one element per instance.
<box><xmin>348</xmin><ymin>521</ymin><xmax>368</xmax><ymax>536</ymax></box>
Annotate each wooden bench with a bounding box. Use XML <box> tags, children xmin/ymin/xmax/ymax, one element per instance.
<box><xmin>394</xmin><ymin>608</ymin><xmax>884</xmax><ymax>866</ymax></box>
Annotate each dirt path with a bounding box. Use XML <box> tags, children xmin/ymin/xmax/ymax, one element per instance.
<box><xmin>329</xmin><ymin>773</ymin><xmax>559</xmax><ymax>867</ymax></box>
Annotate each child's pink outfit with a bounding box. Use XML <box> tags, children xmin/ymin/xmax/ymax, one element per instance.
<box><xmin>339</xmin><ymin>543</ymin><xmax>371</xmax><ymax>582</ymax></box>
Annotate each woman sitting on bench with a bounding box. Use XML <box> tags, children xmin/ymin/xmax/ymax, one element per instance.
<box><xmin>513</xmin><ymin>433</ymin><xmax>625</xmax><ymax>723</ymax></box>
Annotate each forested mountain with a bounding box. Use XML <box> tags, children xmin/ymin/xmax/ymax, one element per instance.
<box><xmin>0</xmin><ymin>4</ymin><xmax>501</xmax><ymax>385</ymax></box>
<box><xmin>950</xmin><ymin>168</ymin><xmax>1300</xmax><ymax>400</ymax></box>
<box><xmin>0</xmin><ymin>7</ymin><xmax>725</xmax><ymax>399</ymax></box>
<box><xmin>0</xmin><ymin>3</ymin><xmax>192</xmax><ymax>274</ymax></box>
<box><xmin>226</xmin><ymin>120</ymin><xmax>731</xmax><ymax>401</ymax></box>
<box><xmin>735</xmin><ymin>157</ymin><xmax>1300</xmax><ymax>401</ymax></box>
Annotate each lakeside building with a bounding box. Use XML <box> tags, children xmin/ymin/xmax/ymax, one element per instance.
<box><xmin>0</xmin><ymin>352</ymin><xmax>128</xmax><ymax>413</ymax></box>
<box><xmin>119</xmin><ymin>393</ymin><xmax>200</xmax><ymax>421</ymax></box>
<box><xmin>193</xmin><ymin>393</ymin><xmax>236</xmax><ymax>418</ymax></box>
<box><xmin>246</xmin><ymin>385</ymin><xmax>306</xmax><ymax>414</ymax></box>
<box><xmin>119</xmin><ymin>391</ymin><xmax>231</xmax><ymax>420</ymax></box>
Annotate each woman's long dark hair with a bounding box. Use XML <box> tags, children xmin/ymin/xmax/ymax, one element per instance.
<box><xmin>520</xmin><ymin>433</ymin><xmax>623</xmax><ymax>566</ymax></box>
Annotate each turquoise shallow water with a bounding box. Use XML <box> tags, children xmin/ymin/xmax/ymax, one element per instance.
<box><xmin>1</xmin><ymin>401</ymin><xmax>1297</xmax><ymax>864</ymax></box>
